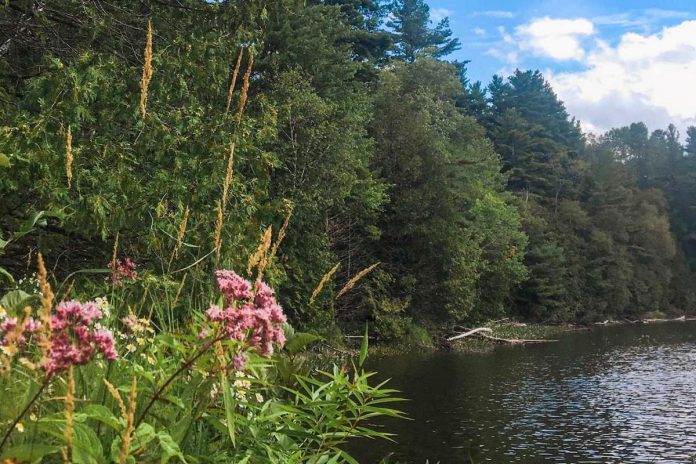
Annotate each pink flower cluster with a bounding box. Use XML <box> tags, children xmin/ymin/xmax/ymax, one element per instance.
<box><xmin>0</xmin><ymin>316</ymin><xmax>42</xmax><ymax>347</ymax></box>
<box><xmin>204</xmin><ymin>271</ymin><xmax>287</xmax><ymax>368</ymax></box>
<box><xmin>107</xmin><ymin>257</ymin><xmax>137</xmax><ymax>286</ymax></box>
<box><xmin>42</xmin><ymin>300</ymin><xmax>117</xmax><ymax>375</ymax></box>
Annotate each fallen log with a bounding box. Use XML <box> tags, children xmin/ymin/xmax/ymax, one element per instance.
<box><xmin>446</xmin><ymin>327</ymin><xmax>557</xmax><ymax>344</ymax></box>
<box><xmin>446</xmin><ymin>327</ymin><xmax>492</xmax><ymax>341</ymax></box>
<box><xmin>477</xmin><ymin>333</ymin><xmax>557</xmax><ymax>344</ymax></box>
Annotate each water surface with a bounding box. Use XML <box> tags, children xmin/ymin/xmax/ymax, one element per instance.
<box><xmin>351</xmin><ymin>321</ymin><xmax>696</xmax><ymax>463</ymax></box>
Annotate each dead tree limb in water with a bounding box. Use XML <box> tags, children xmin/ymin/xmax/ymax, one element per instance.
<box><xmin>446</xmin><ymin>327</ymin><xmax>557</xmax><ymax>344</ymax></box>
<box><xmin>446</xmin><ymin>327</ymin><xmax>493</xmax><ymax>341</ymax></box>
<box><xmin>477</xmin><ymin>333</ymin><xmax>557</xmax><ymax>344</ymax></box>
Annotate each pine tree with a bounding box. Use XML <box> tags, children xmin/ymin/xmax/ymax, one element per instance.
<box><xmin>386</xmin><ymin>0</ymin><xmax>460</xmax><ymax>62</ymax></box>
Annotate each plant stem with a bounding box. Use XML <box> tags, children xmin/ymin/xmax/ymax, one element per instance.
<box><xmin>0</xmin><ymin>377</ymin><xmax>50</xmax><ymax>452</ymax></box>
<box><xmin>135</xmin><ymin>335</ymin><xmax>225</xmax><ymax>427</ymax></box>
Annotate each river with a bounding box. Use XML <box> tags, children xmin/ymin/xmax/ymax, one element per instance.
<box><xmin>350</xmin><ymin>321</ymin><xmax>696</xmax><ymax>463</ymax></box>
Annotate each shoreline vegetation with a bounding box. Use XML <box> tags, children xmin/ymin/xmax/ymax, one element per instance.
<box><xmin>358</xmin><ymin>315</ymin><xmax>696</xmax><ymax>357</ymax></box>
<box><xmin>3</xmin><ymin>0</ymin><xmax>696</xmax><ymax>461</ymax></box>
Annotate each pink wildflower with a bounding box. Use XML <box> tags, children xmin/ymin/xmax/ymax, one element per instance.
<box><xmin>107</xmin><ymin>257</ymin><xmax>137</xmax><ymax>286</ymax></box>
<box><xmin>1</xmin><ymin>316</ymin><xmax>43</xmax><ymax>348</ymax></box>
<box><xmin>204</xmin><ymin>271</ymin><xmax>287</xmax><ymax>360</ymax></box>
<box><xmin>121</xmin><ymin>314</ymin><xmax>137</xmax><ymax>331</ymax></box>
<box><xmin>41</xmin><ymin>300</ymin><xmax>118</xmax><ymax>375</ymax></box>
<box><xmin>215</xmin><ymin>270</ymin><xmax>252</xmax><ymax>303</ymax></box>
<box><xmin>92</xmin><ymin>329</ymin><xmax>118</xmax><ymax>360</ymax></box>
<box><xmin>0</xmin><ymin>317</ymin><xmax>17</xmax><ymax>333</ymax></box>
<box><xmin>205</xmin><ymin>305</ymin><xmax>223</xmax><ymax>321</ymax></box>
<box><xmin>254</xmin><ymin>280</ymin><xmax>275</xmax><ymax>308</ymax></box>
<box><xmin>232</xmin><ymin>352</ymin><xmax>248</xmax><ymax>370</ymax></box>
<box><xmin>23</xmin><ymin>318</ymin><xmax>42</xmax><ymax>333</ymax></box>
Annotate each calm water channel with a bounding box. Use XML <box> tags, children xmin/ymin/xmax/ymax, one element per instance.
<box><xmin>351</xmin><ymin>321</ymin><xmax>696</xmax><ymax>463</ymax></box>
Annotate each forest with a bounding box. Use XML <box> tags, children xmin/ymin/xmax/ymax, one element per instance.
<box><xmin>2</xmin><ymin>0</ymin><xmax>695</xmax><ymax>341</ymax></box>
<box><xmin>2</xmin><ymin>0</ymin><xmax>696</xmax><ymax>462</ymax></box>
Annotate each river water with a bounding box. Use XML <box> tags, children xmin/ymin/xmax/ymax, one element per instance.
<box><xmin>351</xmin><ymin>321</ymin><xmax>696</xmax><ymax>463</ymax></box>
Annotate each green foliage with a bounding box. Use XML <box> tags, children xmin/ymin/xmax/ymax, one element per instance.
<box><xmin>0</xmin><ymin>270</ymin><xmax>403</xmax><ymax>463</ymax></box>
<box><xmin>387</xmin><ymin>0</ymin><xmax>461</xmax><ymax>62</ymax></box>
<box><xmin>370</xmin><ymin>58</ymin><xmax>527</xmax><ymax>328</ymax></box>
<box><xmin>1</xmin><ymin>0</ymin><xmax>695</xmax><ymax>345</ymax></box>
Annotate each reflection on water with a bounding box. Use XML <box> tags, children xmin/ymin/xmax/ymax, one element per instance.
<box><xmin>350</xmin><ymin>321</ymin><xmax>696</xmax><ymax>463</ymax></box>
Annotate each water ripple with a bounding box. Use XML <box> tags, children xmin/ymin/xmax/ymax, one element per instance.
<box><xmin>350</xmin><ymin>322</ymin><xmax>696</xmax><ymax>463</ymax></box>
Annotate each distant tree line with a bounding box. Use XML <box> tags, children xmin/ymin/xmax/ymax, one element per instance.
<box><xmin>1</xmin><ymin>0</ymin><xmax>694</xmax><ymax>340</ymax></box>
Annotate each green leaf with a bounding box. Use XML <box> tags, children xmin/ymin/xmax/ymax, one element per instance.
<box><xmin>0</xmin><ymin>444</ymin><xmax>61</xmax><ymax>461</ymax></box>
<box><xmin>359</xmin><ymin>323</ymin><xmax>369</xmax><ymax>368</ymax></box>
<box><xmin>72</xmin><ymin>423</ymin><xmax>104</xmax><ymax>464</ymax></box>
<box><xmin>285</xmin><ymin>332</ymin><xmax>322</xmax><ymax>355</ymax></box>
<box><xmin>0</xmin><ymin>289</ymin><xmax>35</xmax><ymax>312</ymax></box>
<box><xmin>156</xmin><ymin>431</ymin><xmax>187</xmax><ymax>464</ymax></box>
<box><xmin>13</xmin><ymin>210</ymin><xmax>65</xmax><ymax>241</ymax></box>
<box><xmin>132</xmin><ymin>422</ymin><xmax>157</xmax><ymax>449</ymax></box>
<box><xmin>0</xmin><ymin>153</ymin><xmax>10</xmax><ymax>168</ymax></box>
<box><xmin>220</xmin><ymin>371</ymin><xmax>237</xmax><ymax>447</ymax></box>
<box><xmin>0</xmin><ymin>267</ymin><xmax>15</xmax><ymax>286</ymax></box>
<box><xmin>83</xmin><ymin>404</ymin><xmax>121</xmax><ymax>430</ymax></box>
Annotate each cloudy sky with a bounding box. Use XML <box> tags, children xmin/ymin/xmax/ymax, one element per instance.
<box><xmin>427</xmin><ymin>0</ymin><xmax>696</xmax><ymax>136</ymax></box>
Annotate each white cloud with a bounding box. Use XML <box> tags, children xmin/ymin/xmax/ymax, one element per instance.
<box><xmin>593</xmin><ymin>9</ymin><xmax>692</xmax><ymax>32</ymax></box>
<box><xmin>515</xmin><ymin>17</ymin><xmax>595</xmax><ymax>61</ymax></box>
<box><xmin>473</xmin><ymin>27</ymin><xmax>486</xmax><ymax>36</ymax></box>
<box><xmin>643</xmin><ymin>8</ymin><xmax>691</xmax><ymax>20</ymax></box>
<box><xmin>430</xmin><ymin>8</ymin><xmax>453</xmax><ymax>23</ymax></box>
<box><xmin>548</xmin><ymin>20</ymin><xmax>696</xmax><ymax>135</ymax></box>
<box><xmin>470</xmin><ymin>10</ymin><xmax>516</xmax><ymax>19</ymax></box>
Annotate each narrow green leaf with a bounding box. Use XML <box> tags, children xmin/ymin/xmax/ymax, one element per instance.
<box><xmin>0</xmin><ymin>444</ymin><xmax>61</xmax><ymax>461</ymax></box>
<box><xmin>285</xmin><ymin>332</ymin><xmax>322</xmax><ymax>354</ymax></box>
<box><xmin>359</xmin><ymin>323</ymin><xmax>369</xmax><ymax>367</ymax></box>
<box><xmin>0</xmin><ymin>267</ymin><xmax>15</xmax><ymax>286</ymax></box>
<box><xmin>220</xmin><ymin>371</ymin><xmax>236</xmax><ymax>447</ymax></box>
<box><xmin>83</xmin><ymin>404</ymin><xmax>120</xmax><ymax>430</ymax></box>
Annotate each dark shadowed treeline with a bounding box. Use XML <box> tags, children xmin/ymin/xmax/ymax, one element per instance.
<box><xmin>2</xmin><ymin>0</ymin><xmax>695</xmax><ymax>341</ymax></box>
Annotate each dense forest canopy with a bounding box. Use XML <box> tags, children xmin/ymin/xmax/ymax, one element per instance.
<box><xmin>2</xmin><ymin>0</ymin><xmax>695</xmax><ymax>340</ymax></box>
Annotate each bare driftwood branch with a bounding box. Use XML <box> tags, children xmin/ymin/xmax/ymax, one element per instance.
<box><xmin>477</xmin><ymin>333</ymin><xmax>557</xmax><ymax>344</ymax></box>
<box><xmin>446</xmin><ymin>327</ymin><xmax>492</xmax><ymax>341</ymax></box>
<box><xmin>447</xmin><ymin>327</ymin><xmax>557</xmax><ymax>344</ymax></box>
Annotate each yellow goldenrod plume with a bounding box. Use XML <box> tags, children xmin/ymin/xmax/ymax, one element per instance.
<box><xmin>65</xmin><ymin>126</ymin><xmax>73</xmax><ymax>189</ymax></box>
<box><xmin>103</xmin><ymin>379</ymin><xmax>127</xmax><ymax>418</ymax></box>
<box><xmin>336</xmin><ymin>262</ymin><xmax>380</xmax><ymax>299</ymax></box>
<box><xmin>37</xmin><ymin>253</ymin><xmax>53</xmax><ymax>322</ymax></box>
<box><xmin>214</xmin><ymin>200</ymin><xmax>224</xmax><ymax>265</ymax></box>
<box><xmin>111</xmin><ymin>232</ymin><xmax>119</xmax><ymax>266</ymax></box>
<box><xmin>119</xmin><ymin>376</ymin><xmax>137</xmax><ymax>464</ymax></box>
<box><xmin>310</xmin><ymin>263</ymin><xmax>340</xmax><ymax>304</ymax></box>
<box><xmin>171</xmin><ymin>273</ymin><xmax>188</xmax><ymax>310</ymax></box>
<box><xmin>225</xmin><ymin>47</ymin><xmax>244</xmax><ymax>115</ymax></box>
<box><xmin>36</xmin><ymin>253</ymin><xmax>53</xmax><ymax>360</ymax></box>
<box><xmin>235</xmin><ymin>49</ymin><xmax>254</xmax><ymax>125</ymax></box>
<box><xmin>269</xmin><ymin>200</ymin><xmax>293</xmax><ymax>262</ymax></box>
<box><xmin>221</xmin><ymin>143</ymin><xmax>235</xmax><ymax>210</ymax></box>
<box><xmin>139</xmin><ymin>20</ymin><xmax>153</xmax><ymax>119</ymax></box>
<box><xmin>247</xmin><ymin>226</ymin><xmax>272</xmax><ymax>277</ymax></box>
<box><xmin>63</xmin><ymin>365</ymin><xmax>76</xmax><ymax>463</ymax></box>
<box><xmin>171</xmin><ymin>205</ymin><xmax>190</xmax><ymax>262</ymax></box>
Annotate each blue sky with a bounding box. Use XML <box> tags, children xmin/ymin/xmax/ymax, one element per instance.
<box><xmin>424</xmin><ymin>0</ymin><xmax>696</xmax><ymax>135</ymax></box>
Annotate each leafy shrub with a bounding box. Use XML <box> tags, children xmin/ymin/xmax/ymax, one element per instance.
<box><xmin>0</xmin><ymin>259</ymin><xmax>403</xmax><ymax>463</ymax></box>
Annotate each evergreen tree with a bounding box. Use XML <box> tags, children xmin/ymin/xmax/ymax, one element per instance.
<box><xmin>386</xmin><ymin>0</ymin><xmax>460</xmax><ymax>62</ymax></box>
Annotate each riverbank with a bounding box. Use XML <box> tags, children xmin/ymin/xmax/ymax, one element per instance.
<box><xmin>347</xmin><ymin>321</ymin><xmax>574</xmax><ymax>357</ymax></box>
<box><xmin>353</xmin><ymin>315</ymin><xmax>696</xmax><ymax>357</ymax></box>
<box><xmin>350</xmin><ymin>318</ymin><xmax>696</xmax><ymax>463</ymax></box>
<box><xmin>445</xmin><ymin>322</ymin><xmax>573</xmax><ymax>353</ymax></box>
